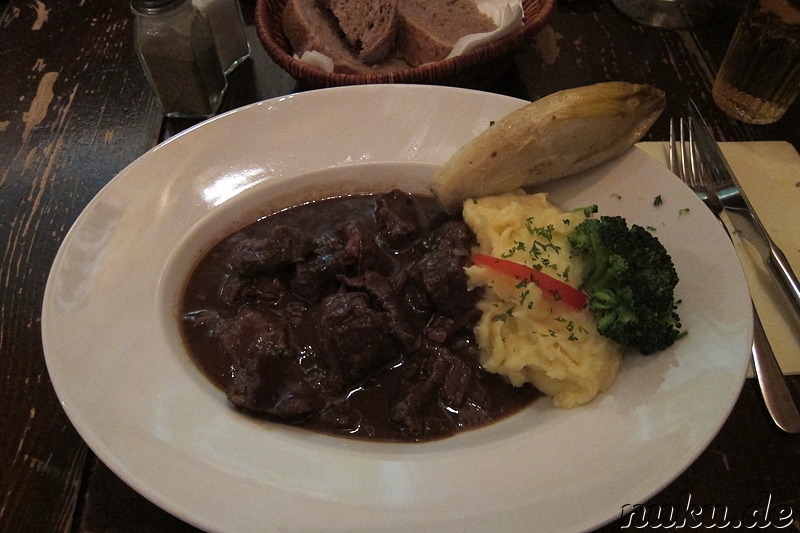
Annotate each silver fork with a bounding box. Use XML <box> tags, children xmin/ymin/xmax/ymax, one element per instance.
<box><xmin>670</xmin><ymin>118</ymin><xmax>800</xmax><ymax>434</ymax></box>
<box><xmin>668</xmin><ymin>118</ymin><xmax>730</xmax><ymax>206</ymax></box>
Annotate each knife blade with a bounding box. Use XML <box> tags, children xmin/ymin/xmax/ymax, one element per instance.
<box><xmin>687</xmin><ymin>114</ymin><xmax>800</xmax><ymax>434</ymax></box>
<box><xmin>687</xmin><ymin>99</ymin><xmax>800</xmax><ymax>317</ymax></box>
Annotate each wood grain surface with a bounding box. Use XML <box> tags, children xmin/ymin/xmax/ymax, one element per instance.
<box><xmin>1</xmin><ymin>0</ymin><xmax>798</xmax><ymax>531</ymax></box>
<box><xmin>1</xmin><ymin>1</ymin><xmax>158</xmax><ymax>531</ymax></box>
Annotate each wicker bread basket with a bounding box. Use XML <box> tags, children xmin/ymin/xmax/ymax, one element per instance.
<box><xmin>255</xmin><ymin>0</ymin><xmax>556</xmax><ymax>87</ymax></box>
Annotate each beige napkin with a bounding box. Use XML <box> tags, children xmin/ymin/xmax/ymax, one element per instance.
<box><xmin>637</xmin><ymin>141</ymin><xmax>800</xmax><ymax>375</ymax></box>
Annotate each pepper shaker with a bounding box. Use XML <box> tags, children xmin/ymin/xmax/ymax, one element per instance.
<box><xmin>132</xmin><ymin>0</ymin><xmax>227</xmax><ymax>118</ymax></box>
<box><xmin>194</xmin><ymin>0</ymin><xmax>250</xmax><ymax>74</ymax></box>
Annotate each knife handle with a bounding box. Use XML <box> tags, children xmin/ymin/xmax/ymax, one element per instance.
<box><xmin>751</xmin><ymin>304</ymin><xmax>800</xmax><ymax>434</ymax></box>
<box><xmin>768</xmin><ymin>239</ymin><xmax>800</xmax><ymax>316</ymax></box>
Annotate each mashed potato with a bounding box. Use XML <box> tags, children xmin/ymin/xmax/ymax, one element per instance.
<box><xmin>463</xmin><ymin>191</ymin><xmax>622</xmax><ymax>408</ymax></box>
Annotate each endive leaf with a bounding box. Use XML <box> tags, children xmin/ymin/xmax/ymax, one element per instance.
<box><xmin>430</xmin><ymin>82</ymin><xmax>666</xmax><ymax>213</ymax></box>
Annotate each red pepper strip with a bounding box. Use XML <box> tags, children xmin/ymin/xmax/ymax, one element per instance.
<box><xmin>472</xmin><ymin>253</ymin><xmax>588</xmax><ymax>310</ymax></box>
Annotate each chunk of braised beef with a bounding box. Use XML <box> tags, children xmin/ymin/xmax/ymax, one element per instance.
<box><xmin>425</xmin><ymin>315</ymin><xmax>458</xmax><ymax>344</ymax></box>
<box><xmin>219</xmin><ymin>275</ymin><xmax>245</xmax><ymax>306</ymax></box>
<box><xmin>291</xmin><ymin>221</ymin><xmax>389</xmax><ymax>299</ymax></box>
<box><xmin>316</xmin><ymin>291</ymin><xmax>400</xmax><ymax>383</ymax></box>
<box><xmin>342</xmin><ymin>271</ymin><xmax>419</xmax><ymax>349</ymax></box>
<box><xmin>291</xmin><ymin>228</ymin><xmax>352</xmax><ymax>298</ymax></box>
<box><xmin>426</xmin><ymin>219</ymin><xmax>473</xmax><ymax>253</ymax></box>
<box><xmin>406</xmin><ymin>219</ymin><xmax>478</xmax><ymax>318</ymax></box>
<box><xmin>210</xmin><ymin>306</ymin><xmax>291</xmax><ymax>366</ymax></box>
<box><xmin>221</xmin><ymin>274</ymin><xmax>288</xmax><ymax>307</ymax></box>
<box><xmin>218</xmin><ymin>307</ymin><xmax>342</xmax><ymax>420</ymax></box>
<box><xmin>375</xmin><ymin>189</ymin><xmax>423</xmax><ymax>249</ymax></box>
<box><xmin>228</xmin><ymin>353</ymin><xmax>315</xmax><ymax>419</ymax></box>
<box><xmin>438</xmin><ymin>349</ymin><xmax>472</xmax><ymax>407</ymax></box>
<box><xmin>228</xmin><ymin>360</ymin><xmax>346</xmax><ymax>420</ymax></box>
<box><xmin>394</xmin><ymin>269</ymin><xmax>434</xmax><ymax>314</ymax></box>
<box><xmin>364</xmin><ymin>271</ymin><xmax>420</xmax><ymax>349</ymax></box>
<box><xmin>230</xmin><ymin>226</ymin><xmax>313</xmax><ymax>276</ymax></box>
<box><xmin>339</xmin><ymin>220</ymin><xmax>392</xmax><ymax>274</ymax></box>
<box><xmin>390</xmin><ymin>344</ymin><xmax>489</xmax><ymax>437</ymax></box>
<box><xmin>282</xmin><ymin>300</ymin><xmax>307</xmax><ymax>326</ymax></box>
<box><xmin>416</xmin><ymin>250</ymin><xmax>478</xmax><ymax>318</ymax></box>
<box><xmin>425</xmin><ymin>307</ymin><xmax>483</xmax><ymax>343</ymax></box>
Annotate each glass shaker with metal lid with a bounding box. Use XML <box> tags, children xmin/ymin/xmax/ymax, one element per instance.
<box><xmin>194</xmin><ymin>0</ymin><xmax>250</xmax><ymax>74</ymax></box>
<box><xmin>132</xmin><ymin>0</ymin><xmax>227</xmax><ymax>118</ymax></box>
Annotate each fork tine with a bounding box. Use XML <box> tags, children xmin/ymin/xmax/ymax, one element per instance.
<box><xmin>680</xmin><ymin>117</ymin><xmax>704</xmax><ymax>189</ymax></box>
<box><xmin>669</xmin><ymin>116</ymin><xmax>703</xmax><ymax>191</ymax></box>
<box><xmin>687</xmin><ymin>117</ymin><xmax>698</xmax><ymax>189</ymax></box>
<box><xmin>679</xmin><ymin>118</ymin><xmax>689</xmax><ymax>185</ymax></box>
<box><xmin>685</xmin><ymin>117</ymin><xmax>708</xmax><ymax>191</ymax></box>
<box><xmin>670</xmin><ymin>112</ymin><xmax>733</xmax><ymax>206</ymax></box>
<box><xmin>668</xmin><ymin>118</ymin><xmax>677</xmax><ymax>175</ymax></box>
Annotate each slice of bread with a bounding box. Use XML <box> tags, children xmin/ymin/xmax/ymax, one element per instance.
<box><xmin>282</xmin><ymin>0</ymin><xmax>361</xmax><ymax>72</ymax></box>
<box><xmin>325</xmin><ymin>0</ymin><xmax>399</xmax><ymax>65</ymax></box>
<box><xmin>282</xmin><ymin>0</ymin><xmax>407</xmax><ymax>74</ymax></box>
<box><xmin>398</xmin><ymin>0</ymin><xmax>497</xmax><ymax>66</ymax></box>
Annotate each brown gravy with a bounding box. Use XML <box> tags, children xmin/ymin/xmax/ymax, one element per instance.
<box><xmin>180</xmin><ymin>191</ymin><xmax>540</xmax><ymax>442</ymax></box>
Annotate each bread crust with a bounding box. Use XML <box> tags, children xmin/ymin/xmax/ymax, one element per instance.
<box><xmin>282</xmin><ymin>0</ymin><xmax>353</xmax><ymax>65</ymax></box>
<box><xmin>327</xmin><ymin>0</ymin><xmax>399</xmax><ymax>65</ymax></box>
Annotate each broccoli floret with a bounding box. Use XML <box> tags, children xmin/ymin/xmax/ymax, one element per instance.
<box><xmin>568</xmin><ymin>215</ymin><xmax>683</xmax><ymax>355</ymax></box>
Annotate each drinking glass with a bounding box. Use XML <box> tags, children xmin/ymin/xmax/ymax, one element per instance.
<box><xmin>712</xmin><ymin>0</ymin><xmax>800</xmax><ymax>124</ymax></box>
<box><xmin>610</xmin><ymin>0</ymin><xmax>712</xmax><ymax>28</ymax></box>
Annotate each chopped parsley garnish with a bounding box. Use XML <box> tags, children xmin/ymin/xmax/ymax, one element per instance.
<box><xmin>519</xmin><ymin>289</ymin><xmax>531</xmax><ymax>307</ymax></box>
<box><xmin>526</xmin><ymin>221</ymin><xmax>556</xmax><ymax>241</ymax></box>
<box><xmin>501</xmin><ymin>241</ymin><xmax>526</xmax><ymax>258</ymax></box>
<box><xmin>493</xmin><ymin>306</ymin><xmax>515</xmax><ymax>322</ymax></box>
<box><xmin>531</xmin><ymin>240</ymin><xmax>561</xmax><ymax>255</ymax></box>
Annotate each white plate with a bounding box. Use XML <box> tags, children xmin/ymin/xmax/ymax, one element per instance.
<box><xmin>42</xmin><ymin>85</ymin><xmax>752</xmax><ymax>533</ymax></box>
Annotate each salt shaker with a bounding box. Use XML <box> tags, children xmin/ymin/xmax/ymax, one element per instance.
<box><xmin>132</xmin><ymin>0</ymin><xmax>227</xmax><ymax>118</ymax></box>
<box><xmin>194</xmin><ymin>0</ymin><xmax>251</xmax><ymax>74</ymax></box>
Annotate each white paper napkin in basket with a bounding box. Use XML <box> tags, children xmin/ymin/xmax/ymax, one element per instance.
<box><xmin>637</xmin><ymin>141</ymin><xmax>800</xmax><ymax>376</ymax></box>
<box><xmin>450</xmin><ymin>0</ymin><xmax>524</xmax><ymax>58</ymax></box>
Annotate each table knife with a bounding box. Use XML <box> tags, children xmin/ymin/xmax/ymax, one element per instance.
<box><xmin>687</xmin><ymin>100</ymin><xmax>800</xmax><ymax>317</ymax></box>
<box><xmin>687</xmin><ymin>108</ymin><xmax>800</xmax><ymax>434</ymax></box>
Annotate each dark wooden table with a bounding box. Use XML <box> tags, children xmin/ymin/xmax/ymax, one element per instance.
<box><xmin>1</xmin><ymin>0</ymin><xmax>798</xmax><ymax>531</ymax></box>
